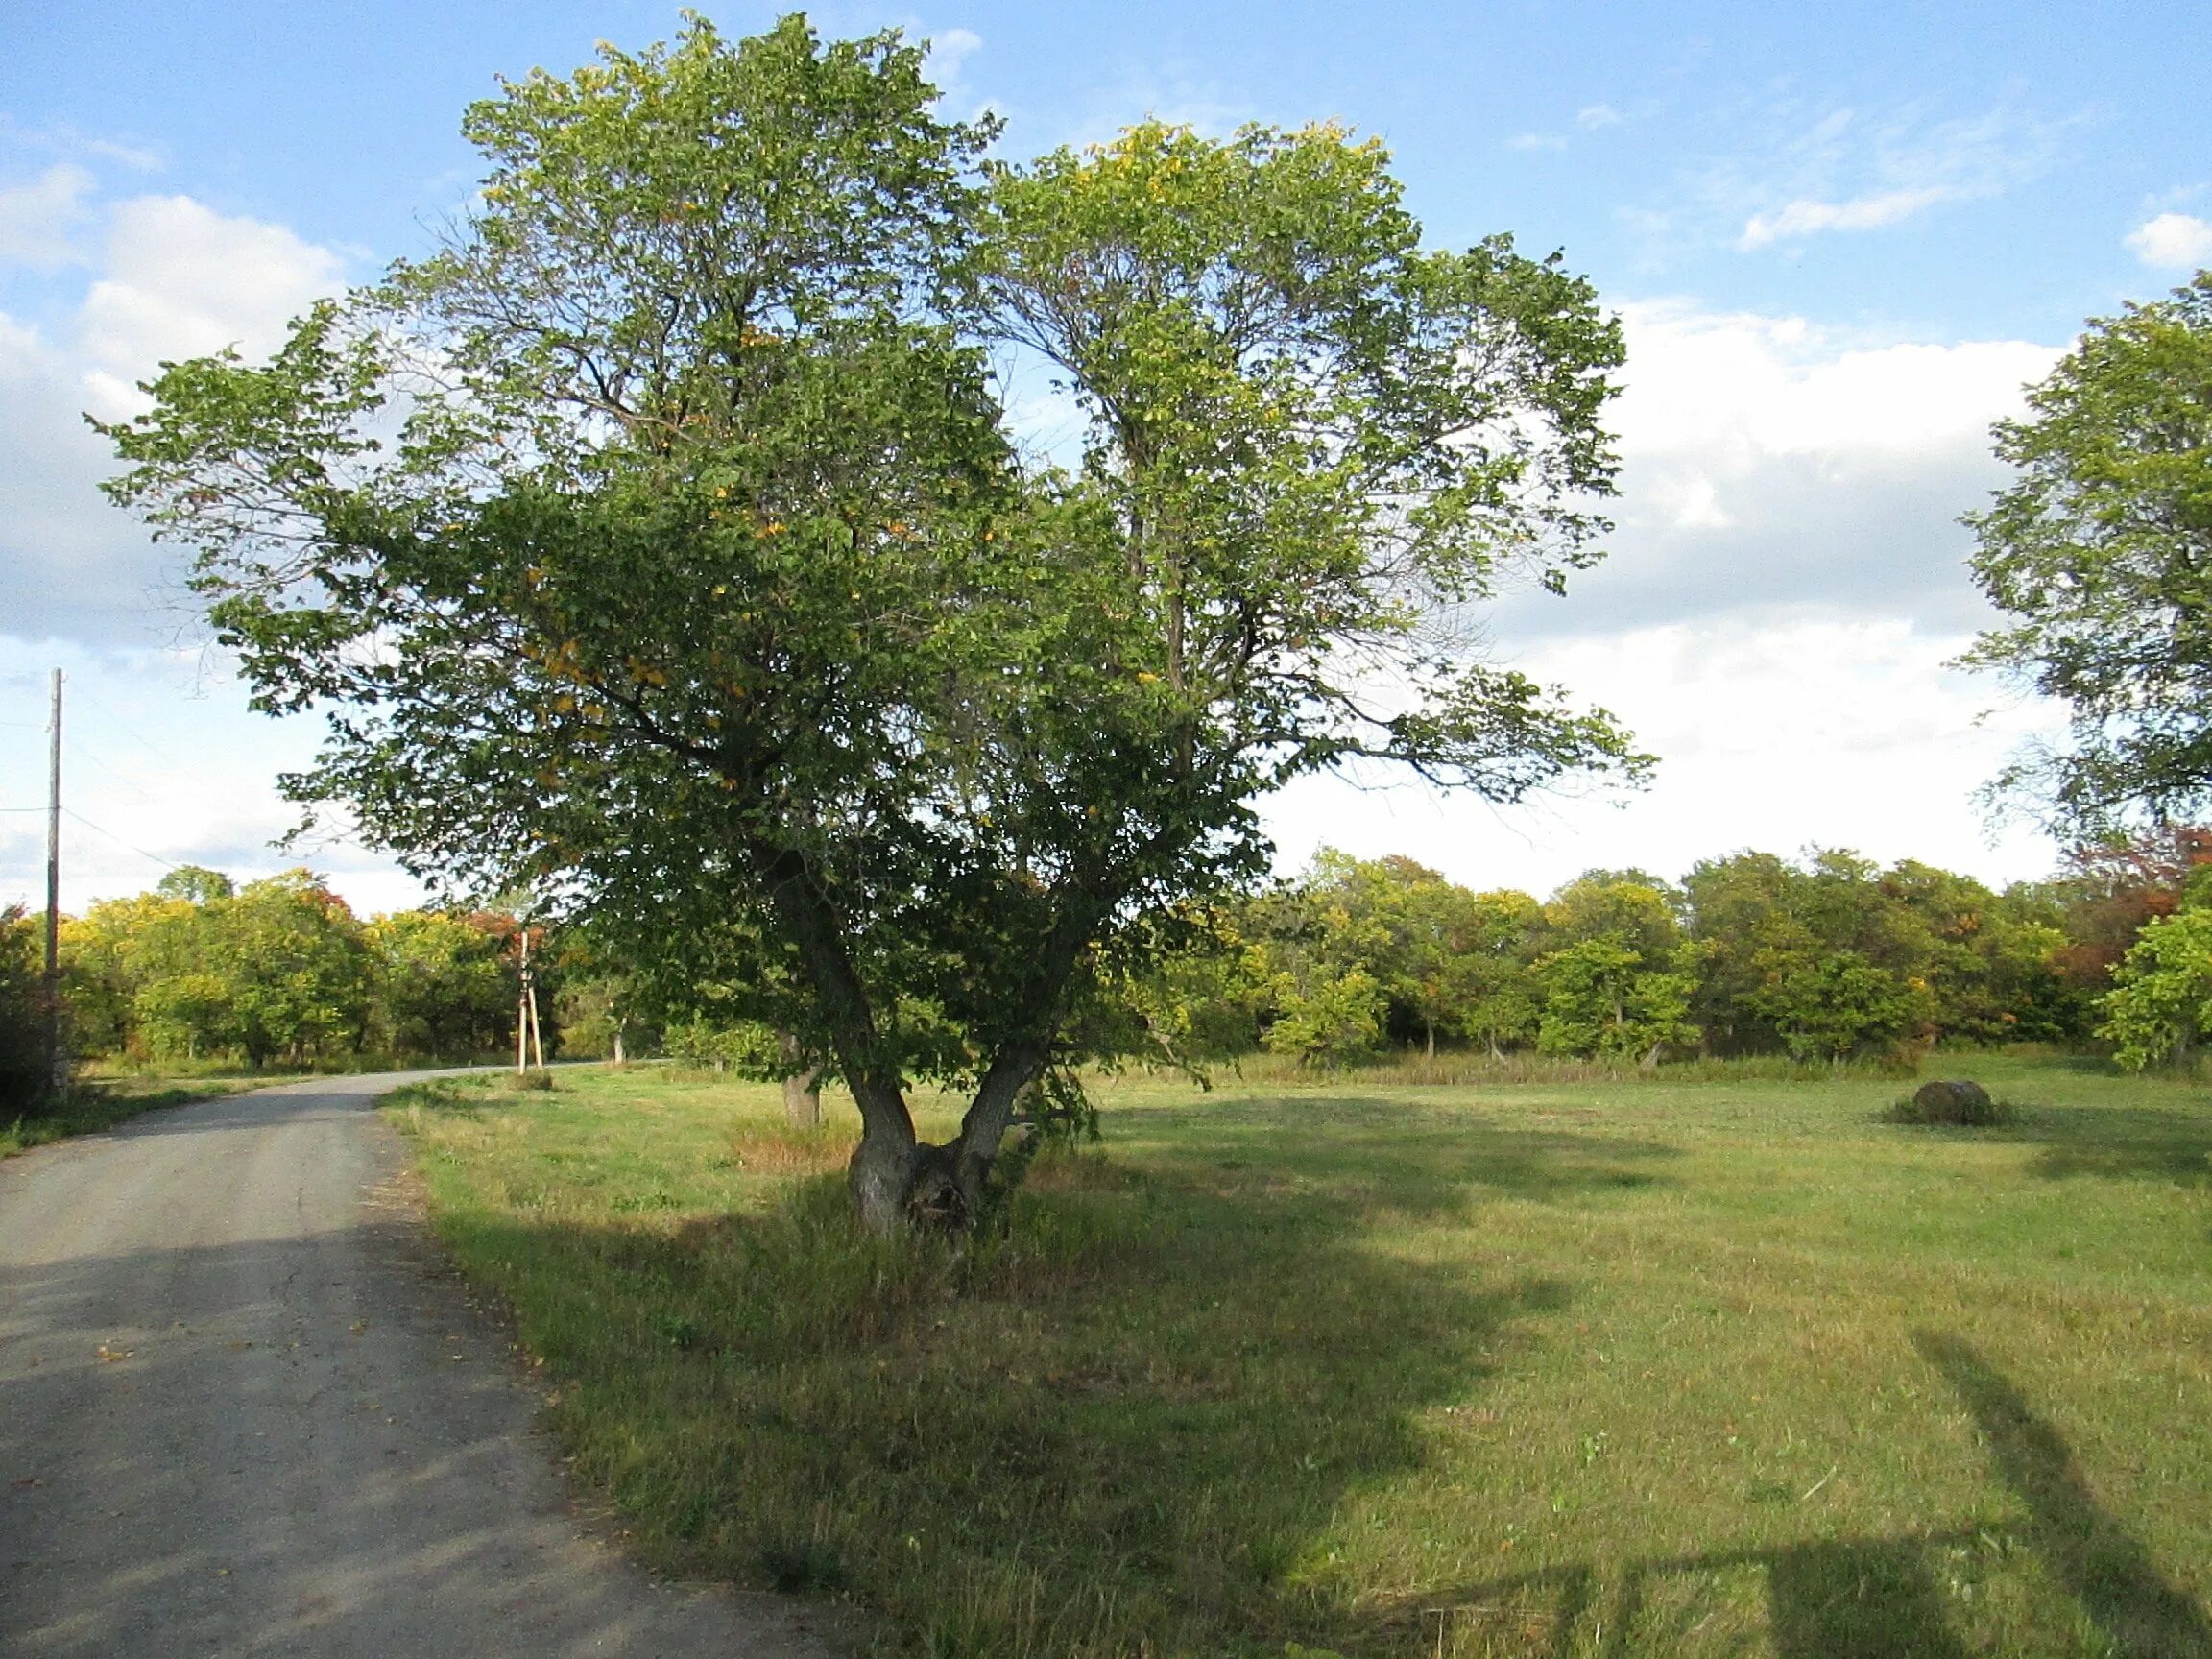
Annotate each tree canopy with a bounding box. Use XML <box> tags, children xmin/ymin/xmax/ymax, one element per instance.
<box><xmin>100</xmin><ymin>15</ymin><xmax>1643</xmax><ymax>1229</ymax></box>
<box><xmin>1964</xmin><ymin>271</ymin><xmax>2212</xmax><ymax>832</ymax></box>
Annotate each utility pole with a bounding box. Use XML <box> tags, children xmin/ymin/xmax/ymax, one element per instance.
<box><xmin>43</xmin><ymin>668</ymin><xmax>64</xmax><ymax>1095</ymax></box>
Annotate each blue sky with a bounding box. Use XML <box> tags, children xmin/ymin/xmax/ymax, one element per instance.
<box><xmin>2</xmin><ymin>2</ymin><xmax>2208</xmax><ymax>914</ymax></box>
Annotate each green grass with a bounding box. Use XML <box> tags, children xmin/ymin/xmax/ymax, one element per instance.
<box><xmin>385</xmin><ymin>1055</ymin><xmax>2212</xmax><ymax>1657</ymax></box>
<box><xmin>0</xmin><ymin>1071</ymin><xmax>279</xmax><ymax>1158</ymax></box>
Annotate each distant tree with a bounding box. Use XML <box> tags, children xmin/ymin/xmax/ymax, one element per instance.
<box><xmin>1532</xmin><ymin>936</ymin><xmax>1695</xmax><ymax>1064</ymax></box>
<box><xmin>367</xmin><ymin>910</ymin><xmax>510</xmax><ymax>1058</ymax></box>
<box><xmin>1963</xmin><ymin>272</ymin><xmax>2212</xmax><ymax>831</ymax></box>
<box><xmin>1742</xmin><ymin>937</ymin><xmax>1920</xmax><ymax>1064</ymax></box>
<box><xmin>1457</xmin><ymin>890</ymin><xmax>1547</xmax><ymax>1058</ymax></box>
<box><xmin>156</xmin><ymin>865</ymin><xmax>235</xmax><ymax>904</ymax></box>
<box><xmin>1262</xmin><ymin>966</ymin><xmax>1389</xmax><ymax>1069</ymax></box>
<box><xmin>2101</xmin><ymin>903</ymin><xmax>2212</xmax><ymax>1070</ymax></box>
<box><xmin>203</xmin><ymin>872</ymin><xmax>371</xmax><ymax>1067</ymax></box>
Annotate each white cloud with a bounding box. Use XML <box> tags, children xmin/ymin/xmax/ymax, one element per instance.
<box><xmin>1258</xmin><ymin>301</ymin><xmax>2077</xmax><ymax>896</ymax></box>
<box><xmin>0</xmin><ymin>642</ymin><xmax>430</xmax><ymax>918</ymax></box>
<box><xmin>1507</xmin><ymin>132</ymin><xmax>1568</xmax><ymax>153</ymax></box>
<box><xmin>926</xmin><ymin>26</ymin><xmax>982</xmax><ymax>85</ymax></box>
<box><xmin>1488</xmin><ymin>301</ymin><xmax>2059</xmax><ymax>640</ymax></box>
<box><xmin>1738</xmin><ymin>183</ymin><xmax>1954</xmax><ymax>249</ymax></box>
<box><xmin>78</xmin><ymin>194</ymin><xmax>345</xmax><ymax>418</ymax></box>
<box><xmin>1576</xmin><ymin>104</ymin><xmax>1625</xmax><ymax>132</ymax></box>
<box><xmin>2126</xmin><ymin>211</ymin><xmax>2212</xmax><ymax>270</ymax></box>
<box><xmin>1261</xmin><ymin>616</ymin><xmax>2066</xmax><ymax>898</ymax></box>
<box><xmin>0</xmin><ymin>163</ymin><xmax>96</xmax><ymax>270</ymax></box>
<box><xmin>0</xmin><ymin>188</ymin><xmax>349</xmax><ymax>642</ymax></box>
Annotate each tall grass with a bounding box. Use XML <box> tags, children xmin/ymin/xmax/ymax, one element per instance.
<box><xmin>1181</xmin><ymin>1046</ymin><xmax>1921</xmax><ymax>1089</ymax></box>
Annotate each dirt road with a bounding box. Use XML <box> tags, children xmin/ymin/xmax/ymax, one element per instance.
<box><xmin>0</xmin><ymin>1073</ymin><xmax>833</xmax><ymax>1657</ymax></box>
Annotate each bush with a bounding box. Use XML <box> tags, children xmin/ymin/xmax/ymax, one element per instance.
<box><xmin>1887</xmin><ymin>1078</ymin><xmax>2012</xmax><ymax>1126</ymax></box>
<box><xmin>0</xmin><ymin>906</ymin><xmax>51</xmax><ymax>1115</ymax></box>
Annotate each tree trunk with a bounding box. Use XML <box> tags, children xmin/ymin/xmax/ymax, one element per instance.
<box><xmin>845</xmin><ymin>1070</ymin><xmax>921</xmax><ymax>1232</ymax></box>
<box><xmin>777</xmin><ymin>1028</ymin><xmax>822</xmax><ymax>1129</ymax></box>
<box><xmin>1425</xmin><ymin>1018</ymin><xmax>1435</xmax><ymax>1060</ymax></box>
<box><xmin>843</xmin><ymin>1040</ymin><xmax>1051</xmax><ymax>1234</ymax></box>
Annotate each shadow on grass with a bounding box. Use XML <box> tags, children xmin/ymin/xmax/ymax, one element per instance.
<box><xmin>1130</xmin><ymin>1095</ymin><xmax>1683</xmax><ymax>1222</ymax></box>
<box><xmin>1343</xmin><ymin>1335</ymin><xmax>2211</xmax><ymax>1659</ymax></box>
<box><xmin>2004</xmin><ymin>1104</ymin><xmax>2212</xmax><ymax>1186</ymax></box>
<box><xmin>1345</xmin><ymin>1527</ymin><xmax>2006</xmax><ymax>1658</ymax></box>
<box><xmin>421</xmin><ymin>1108</ymin><xmax>1702</xmax><ymax>1655</ymax></box>
<box><xmin>1914</xmin><ymin>1332</ymin><xmax>2212</xmax><ymax>1657</ymax></box>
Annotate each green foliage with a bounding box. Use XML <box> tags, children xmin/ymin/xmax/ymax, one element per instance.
<box><xmin>1262</xmin><ymin>966</ymin><xmax>1389</xmax><ymax>1069</ymax></box>
<box><xmin>57</xmin><ymin>869</ymin><xmax>525</xmax><ymax>1070</ymax></box>
<box><xmin>2100</xmin><ymin>903</ymin><xmax>2212</xmax><ymax>1070</ymax></box>
<box><xmin>366</xmin><ymin>909</ymin><xmax>511</xmax><ymax>1058</ymax></box>
<box><xmin>1162</xmin><ymin>846</ymin><xmax>2096</xmax><ymax>1071</ymax></box>
<box><xmin>98</xmin><ymin>17</ymin><xmax>1644</xmax><ymax>1220</ymax></box>
<box><xmin>0</xmin><ymin>906</ymin><xmax>46</xmax><ymax>1113</ymax></box>
<box><xmin>1532</xmin><ymin>936</ymin><xmax>1696</xmax><ymax>1063</ymax></box>
<box><xmin>663</xmin><ymin>1014</ymin><xmax>786</xmax><ymax>1073</ymax></box>
<box><xmin>1964</xmin><ymin>271</ymin><xmax>2212</xmax><ymax>830</ymax></box>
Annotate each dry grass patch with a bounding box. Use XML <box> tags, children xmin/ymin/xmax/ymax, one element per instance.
<box><xmin>731</xmin><ymin>1120</ymin><xmax>859</xmax><ymax>1176</ymax></box>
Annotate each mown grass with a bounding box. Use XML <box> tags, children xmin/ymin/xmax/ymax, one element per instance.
<box><xmin>0</xmin><ymin>1071</ymin><xmax>278</xmax><ymax>1158</ymax></box>
<box><xmin>385</xmin><ymin>1056</ymin><xmax>2212</xmax><ymax>1657</ymax></box>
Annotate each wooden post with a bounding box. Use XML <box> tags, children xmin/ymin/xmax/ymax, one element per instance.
<box><xmin>516</xmin><ymin>926</ymin><xmax>530</xmax><ymax>1075</ymax></box>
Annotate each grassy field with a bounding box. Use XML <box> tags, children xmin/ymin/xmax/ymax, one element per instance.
<box><xmin>385</xmin><ymin>1056</ymin><xmax>2212</xmax><ymax>1658</ymax></box>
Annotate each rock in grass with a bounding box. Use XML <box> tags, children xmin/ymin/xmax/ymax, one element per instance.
<box><xmin>1903</xmin><ymin>1079</ymin><xmax>2004</xmax><ymax>1125</ymax></box>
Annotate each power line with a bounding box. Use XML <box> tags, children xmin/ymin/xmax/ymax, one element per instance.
<box><xmin>60</xmin><ymin>807</ymin><xmax>180</xmax><ymax>872</ymax></box>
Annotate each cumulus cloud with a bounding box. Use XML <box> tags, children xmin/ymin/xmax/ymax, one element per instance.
<box><xmin>1261</xmin><ymin>615</ymin><xmax>2066</xmax><ymax>898</ymax></box>
<box><xmin>2127</xmin><ymin>211</ymin><xmax>2212</xmax><ymax>270</ymax></box>
<box><xmin>1491</xmin><ymin>301</ymin><xmax>2059</xmax><ymax>639</ymax></box>
<box><xmin>1264</xmin><ymin>301</ymin><xmax>2074</xmax><ymax>895</ymax></box>
<box><xmin>0</xmin><ymin>163</ymin><xmax>96</xmax><ymax>270</ymax></box>
<box><xmin>926</xmin><ymin>26</ymin><xmax>981</xmax><ymax>82</ymax></box>
<box><xmin>0</xmin><ymin>189</ymin><xmax>349</xmax><ymax>642</ymax></box>
<box><xmin>0</xmin><ymin>643</ymin><xmax>430</xmax><ymax>917</ymax></box>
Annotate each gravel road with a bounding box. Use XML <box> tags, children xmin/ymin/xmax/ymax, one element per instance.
<box><xmin>0</xmin><ymin>1072</ymin><xmax>836</xmax><ymax>1657</ymax></box>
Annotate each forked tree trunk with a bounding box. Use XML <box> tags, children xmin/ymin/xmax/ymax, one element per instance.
<box><xmin>844</xmin><ymin>1040</ymin><xmax>1049</xmax><ymax>1235</ymax></box>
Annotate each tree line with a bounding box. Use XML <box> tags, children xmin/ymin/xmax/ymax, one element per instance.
<box><xmin>1</xmin><ymin>867</ymin><xmax>621</xmax><ymax>1096</ymax></box>
<box><xmin>5</xmin><ymin>820</ymin><xmax>2208</xmax><ymax>1118</ymax></box>
<box><xmin>1090</xmin><ymin>832</ymin><xmax>2212</xmax><ymax>1071</ymax></box>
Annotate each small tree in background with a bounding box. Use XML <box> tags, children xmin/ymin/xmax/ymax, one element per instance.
<box><xmin>2101</xmin><ymin>902</ymin><xmax>2212</xmax><ymax>1070</ymax></box>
